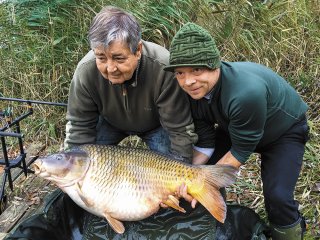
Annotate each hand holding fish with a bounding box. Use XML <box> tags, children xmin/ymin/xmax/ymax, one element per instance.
<box><xmin>160</xmin><ymin>183</ymin><xmax>198</xmax><ymax>209</ymax></box>
<box><xmin>176</xmin><ymin>183</ymin><xmax>198</xmax><ymax>208</ymax></box>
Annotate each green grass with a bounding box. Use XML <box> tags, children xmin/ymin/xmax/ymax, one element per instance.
<box><xmin>0</xmin><ymin>0</ymin><xmax>319</xmax><ymax>238</ymax></box>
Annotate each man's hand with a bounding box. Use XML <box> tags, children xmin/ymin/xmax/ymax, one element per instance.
<box><xmin>192</xmin><ymin>149</ymin><xmax>210</xmax><ymax>165</ymax></box>
<box><xmin>160</xmin><ymin>151</ymin><xmax>241</xmax><ymax>210</ymax></box>
<box><xmin>216</xmin><ymin>151</ymin><xmax>242</xmax><ymax>169</ymax></box>
<box><xmin>176</xmin><ymin>182</ymin><xmax>198</xmax><ymax>208</ymax></box>
<box><xmin>160</xmin><ymin>183</ymin><xmax>197</xmax><ymax>209</ymax></box>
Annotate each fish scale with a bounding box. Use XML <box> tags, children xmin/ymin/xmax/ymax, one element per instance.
<box><xmin>83</xmin><ymin>146</ymin><xmax>165</xmax><ymax>216</ymax></box>
<box><xmin>33</xmin><ymin>144</ymin><xmax>237</xmax><ymax>234</ymax></box>
<box><xmin>83</xmin><ymin>145</ymin><xmax>190</xmax><ymax>219</ymax></box>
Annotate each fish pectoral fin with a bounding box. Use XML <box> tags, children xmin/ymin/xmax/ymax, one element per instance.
<box><xmin>76</xmin><ymin>183</ymin><xmax>94</xmax><ymax>207</ymax></box>
<box><xmin>162</xmin><ymin>195</ymin><xmax>186</xmax><ymax>213</ymax></box>
<box><xmin>104</xmin><ymin>212</ymin><xmax>125</xmax><ymax>234</ymax></box>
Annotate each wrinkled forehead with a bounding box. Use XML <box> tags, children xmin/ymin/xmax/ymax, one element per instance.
<box><xmin>93</xmin><ymin>40</ymin><xmax>131</xmax><ymax>55</ymax></box>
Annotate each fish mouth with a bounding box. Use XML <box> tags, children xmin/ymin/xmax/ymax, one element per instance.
<box><xmin>33</xmin><ymin>160</ymin><xmax>41</xmax><ymax>174</ymax></box>
<box><xmin>33</xmin><ymin>160</ymin><xmax>51</xmax><ymax>179</ymax></box>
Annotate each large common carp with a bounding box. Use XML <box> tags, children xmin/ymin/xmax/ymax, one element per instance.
<box><xmin>33</xmin><ymin>144</ymin><xmax>237</xmax><ymax>234</ymax></box>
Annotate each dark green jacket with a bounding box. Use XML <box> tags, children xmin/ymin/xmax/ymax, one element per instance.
<box><xmin>191</xmin><ymin>61</ymin><xmax>308</xmax><ymax>163</ymax></box>
<box><xmin>65</xmin><ymin>40</ymin><xmax>197</xmax><ymax>160</ymax></box>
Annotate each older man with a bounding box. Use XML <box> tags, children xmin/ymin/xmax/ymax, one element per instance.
<box><xmin>64</xmin><ymin>6</ymin><xmax>197</xmax><ymax>162</ymax></box>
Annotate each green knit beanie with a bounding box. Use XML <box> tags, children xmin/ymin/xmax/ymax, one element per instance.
<box><xmin>164</xmin><ymin>22</ymin><xmax>221</xmax><ymax>72</ymax></box>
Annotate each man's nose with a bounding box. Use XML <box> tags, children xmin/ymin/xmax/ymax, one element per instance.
<box><xmin>106</xmin><ymin>61</ymin><xmax>117</xmax><ymax>72</ymax></box>
<box><xmin>185</xmin><ymin>76</ymin><xmax>196</xmax><ymax>86</ymax></box>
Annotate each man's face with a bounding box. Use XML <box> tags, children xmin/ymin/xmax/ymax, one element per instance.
<box><xmin>94</xmin><ymin>40</ymin><xmax>142</xmax><ymax>84</ymax></box>
<box><xmin>174</xmin><ymin>67</ymin><xmax>220</xmax><ymax>100</ymax></box>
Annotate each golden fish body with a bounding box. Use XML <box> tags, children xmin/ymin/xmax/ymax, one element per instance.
<box><xmin>34</xmin><ymin>144</ymin><xmax>237</xmax><ymax>234</ymax></box>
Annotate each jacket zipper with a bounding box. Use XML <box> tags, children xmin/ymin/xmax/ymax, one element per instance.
<box><xmin>121</xmin><ymin>84</ymin><xmax>128</xmax><ymax>110</ymax></box>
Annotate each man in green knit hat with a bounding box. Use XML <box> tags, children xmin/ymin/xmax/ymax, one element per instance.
<box><xmin>164</xmin><ymin>22</ymin><xmax>309</xmax><ymax>240</ymax></box>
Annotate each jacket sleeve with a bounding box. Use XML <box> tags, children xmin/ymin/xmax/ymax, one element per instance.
<box><xmin>64</xmin><ymin>63</ymin><xmax>99</xmax><ymax>149</ymax></box>
<box><xmin>156</xmin><ymin>73</ymin><xmax>198</xmax><ymax>162</ymax></box>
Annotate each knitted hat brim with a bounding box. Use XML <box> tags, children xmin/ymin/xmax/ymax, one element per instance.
<box><xmin>163</xmin><ymin>63</ymin><xmax>215</xmax><ymax>72</ymax></box>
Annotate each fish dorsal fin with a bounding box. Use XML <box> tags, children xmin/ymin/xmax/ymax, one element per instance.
<box><xmin>162</xmin><ymin>195</ymin><xmax>186</xmax><ymax>213</ymax></box>
<box><xmin>104</xmin><ymin>212</ymin><xmax>125</xmax><ymax>234</ymax></box>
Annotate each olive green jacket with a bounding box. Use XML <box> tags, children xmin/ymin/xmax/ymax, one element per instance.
<box><xmin>191</xmin><ymin>61</ymin><xmax>308</xmax><ymax>163</ymax></box>
<box><xmin>65</xmin><ymin>40</ymin><xmax>197</xmax><ymax>160</ymax></box>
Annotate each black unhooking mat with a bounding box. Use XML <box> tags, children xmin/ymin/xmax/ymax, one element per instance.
<box><xmin>5</xmin><ymin>189</ymin><xmax>270</xmax><ymax>240</ymax></box>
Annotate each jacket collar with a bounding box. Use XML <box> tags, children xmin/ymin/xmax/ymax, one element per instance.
<box><xmin>207</xmin><ymin>67</ymin><xmax>222</xmax><ymax>103</ymax></box>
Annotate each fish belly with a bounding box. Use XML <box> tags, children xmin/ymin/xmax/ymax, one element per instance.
<box><xmin>78</xmin><ymin>177</ymin><xmax>166</xmax><ymax>221</ymax></box>
<box><xmin>61</xmin><ymin>185</ymin><xmax>101</xmax><ymax>216</ymax></box>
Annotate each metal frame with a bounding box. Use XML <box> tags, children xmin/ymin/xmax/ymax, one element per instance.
<box><xmin>0</xmin><ymin>97</ymin><xmax>67</xmax><ymax>213</ymax></box>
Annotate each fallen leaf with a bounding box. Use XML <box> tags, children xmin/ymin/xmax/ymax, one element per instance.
<box><xmin>313</xmin><ymin>183</ymin><xmax>320</xmax><ymax>192</ymax></box>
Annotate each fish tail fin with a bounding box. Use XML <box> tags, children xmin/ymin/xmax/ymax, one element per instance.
<box><xmin>191</xmin><ymin>165</ymin><xmax>237</xmax><ymax>223</ymax></box>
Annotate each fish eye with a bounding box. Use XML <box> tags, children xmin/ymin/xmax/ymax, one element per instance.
<box><xmin>56</xmin><ymin>154</ymin><xmax>63</xmax><ymax>161</ymax></box>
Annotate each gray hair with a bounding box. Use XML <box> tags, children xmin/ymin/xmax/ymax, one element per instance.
<box><xmin>88</xmin><ymin>6</ymin><xmax>141</xmax><ymax>53</ymax></box>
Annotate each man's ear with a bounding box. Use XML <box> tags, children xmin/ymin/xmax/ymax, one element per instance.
<box><xmin>136</xmin><ymin>41</ymin><xmax>143</xmax><ymax>59</ymax></box>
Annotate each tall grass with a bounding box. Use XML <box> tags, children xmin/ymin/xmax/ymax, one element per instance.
<box><xmin>200</xmin><ymin>1</ymin><xmax>319</xmax><ymax>86</ymax></box>
<box><xmin>0</xmin><ymin>0</ymin><xmax>319</xmax><ymax>237</ymax></box>
<box><xmin>126</xmin><ymin>0</ymin><xmax>199</xmax><ymax>48</ymax></box>
<box><xmin>0</xmin><ymin>0</ymin><xmax>203</xmax><ymax>142</ymax></box>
